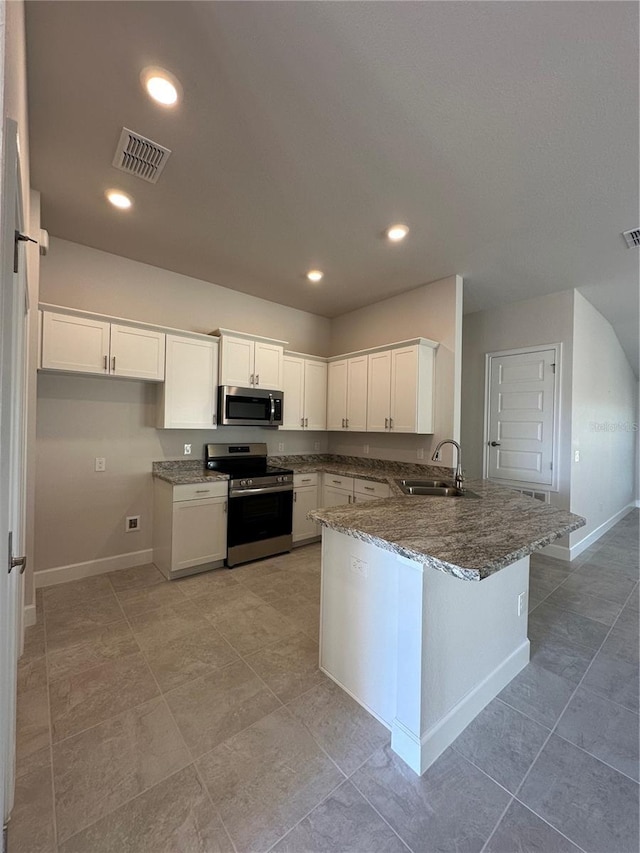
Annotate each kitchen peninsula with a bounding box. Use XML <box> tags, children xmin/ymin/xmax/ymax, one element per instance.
<box><xmin>308</xmin><ymin>475</ymin><xmax>585</xmax><ymax>775</ymax></box>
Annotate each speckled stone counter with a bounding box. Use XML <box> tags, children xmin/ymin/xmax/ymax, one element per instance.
<box><xmin>152</xmin><ymin>460</ymin><xmax>228</xmax><ymax>485</ymax></box>
<box><xmin>310</xmin><ymin>477</ymin><xmax>584</xmax><ymax>581</ymax></box>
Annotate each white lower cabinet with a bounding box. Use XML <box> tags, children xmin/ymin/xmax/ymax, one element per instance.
<box><xmin>153</xmin><ymin>479</ymin><xmax>228</xmax><ymax>578</ymax></box>
<box><xmin>293</xmin><ymin>473</ymin><xmax>320</xmax><ymax>543</ymax></box>
<box><xmin>321</xmin><ymin>474</ymin><xmax>390</xmax><ymax>507</ymax></box>
<box><xmin>353</xmin><ymin>478</ymin><xmax>391</xmax><ymax>503</ymax></box>
<box><xmin>157</xmin><ymin>334</ymin><xmax>218</xmax><ymax>429</ymax></box>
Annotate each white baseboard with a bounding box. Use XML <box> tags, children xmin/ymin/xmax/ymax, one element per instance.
<box><xmin>34</xmin><ymin>549</ymin><xmax>154</xmax><ymax>588</ymax></box>
<box><xmin>23</xmin><ymin>603</ymin><xmax>37</xmax><ymax>627</ymax></box>
<box><xmin>391</xmin><ymin>640</ymin><xmax>530</xmax><ymax>775</ymax></box>
<box><xmin>542</xmin><ymin>503</ymin><xmax>636</xmax><ymax>562</ymax></box>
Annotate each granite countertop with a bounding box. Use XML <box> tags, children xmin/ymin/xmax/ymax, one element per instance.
<box><xmin>151</xmin><ymin>455</ymin><xmax>585</xmax><ymax>580</ymax></box>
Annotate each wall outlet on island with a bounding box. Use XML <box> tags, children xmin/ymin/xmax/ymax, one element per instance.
<box><xmin>417</xmin><ymin>448</ymin><xmax>425</xmax><ymax>460</ymax></box>
<box><xmin>126</xmin><ymin>515</ymin><xmax>140</xmax><ymax>532</ymax></box>
<box><xmin>183</xmin><ymin>444</ymin><xmax>192</xmax><ymax>455</ymax></box>
<box><xmin>278</xmin><ymin>442</ymin><xmax>285</xmax><ymax>453</ymax></box>
<box><xmin>95</xmin><ymin>457</ymin><xmax>106</xmax><ymax>472</ymax></box>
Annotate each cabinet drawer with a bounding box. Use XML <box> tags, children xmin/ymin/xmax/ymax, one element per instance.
<box><xmin>323</xmin><ymin>474</ymin><xmax>354</xmax><ymax>492</ymax></box>
<box><xmin>294</xmin><ymin>472</ymin><xmax>318</xmax><ymax>487</ymax></box>
<box><xmin>354</xmin><ymin>478</ymin><xmax>390</xmax><ymax>499</ymax></box>
<box><xmin>173</xmin><ymin>481</ymin><xmax>228</xmax><ymax>502</ymax></box>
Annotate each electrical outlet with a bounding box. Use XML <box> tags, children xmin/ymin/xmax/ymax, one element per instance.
<box><xmin>517</xmin><ymin>591</ymin><xmax>527</xmax><ymax>616</ymax></box>
<box><xmin>183</xmin><ymin>444</ymin><xmax>192</xmax><ymax>455</ymax></box>
<box><xmin>95</xmin><ymin>457</ymin><xmax>106</xmax><ymax>472</ymax></box>
<box><xmin>363</xmin><ymin>444</ymin><xmax>370</xmax><ymax>454</ymax></box>
<box><xmin>574</xmin><ymin>450</ymin><xmax>580</xmax><ymax>462</ymax></box>
<box><xmin>350</xmin><ymin>556</ymin><xmax>368</xmax><ymax>578</ymax></box>
<box><xmin>278</xmin><ymin>442</ymin><xmax>285</xmax><ymax>452</ymax></box>
<box><xmin>417</xmin><ymin>448</ymin><xmax>425</xmax><ymax>460</ymax></box>
<box><xmin>126</xmin><ymin>515</ymin><xmax>140</xmax><ymax>532</ymax></box>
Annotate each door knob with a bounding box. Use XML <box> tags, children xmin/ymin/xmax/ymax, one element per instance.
<box><xmin>490</xmin><ymin>441</ymin><xmax>501</xmax><ymax>447</ymax></box>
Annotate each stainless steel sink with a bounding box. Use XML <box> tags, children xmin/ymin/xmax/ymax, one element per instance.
<box><xmin>395</xmin><ymin>479</ymin><xmax>480</xmax><ymax>498</ymax></box>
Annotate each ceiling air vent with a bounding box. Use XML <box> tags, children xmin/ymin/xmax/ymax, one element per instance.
<box><xmin>112</xmin><ymin>127</ymin><xmax>171</xmax><ymax>184</ymax></box>
<box><xmin>622</xmin><ymin>228</ymin><xmax>640</xmax><ymax>248</ymax></box>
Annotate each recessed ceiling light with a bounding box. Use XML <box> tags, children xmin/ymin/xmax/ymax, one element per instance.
<box><xmin>386</xmin><ymin>224</ymin><xmax>409</xmax><ymax>242</ymax></box>
<box><xmin>106</xmin><ymin>190</ymin><xmax>133</xmax><ymax>210</ymax></box>
<box><xmin>307</xmin><ymin>269</ymin><xmax>324</xmax><ymax>283</ymax></box>
<box><xmin>141</xmin><ymin>66</ymin><xmax>180</xmax><ymax>107</ymax></box>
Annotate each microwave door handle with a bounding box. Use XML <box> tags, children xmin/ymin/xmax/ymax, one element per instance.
<box><xmin>269</xmin><ymin>393</ymin><xmax>275</xmax><ymax>424</ymax></box>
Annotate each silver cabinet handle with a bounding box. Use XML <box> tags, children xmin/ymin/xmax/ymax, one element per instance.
<box><xmin>389</xmin><ymin>417</ymin><xmax>393</xmax><ymax>429</ymax></box>
<box><xmin>250</xmin><ymin>374</ymin><xmax>254</xmax><ymax>386</ymax></box>
<box><xmin>224</xmin><ymin>501</ymin><xmax>227</xmax><ymax>513</ymax></box>
<box><xmin>301</xmin><ymin>417</ymin><xmax>304</xmax><ymax>427</ymax></box>
<box><xmin>195</xmin><ymin>489</ymin><xmax>210</xmax><ymax>494</ymax></box>
<box><xmin>255</xmin><ymin>374</ymin><xmax>260</xmax><ymax>386</ymax></box>
<box><xmin>294</xmin><ymin>491</ymin><xmax>297</xmax><ymax>502</ymax></box>
<box><xmin>112</xmin><ymin>356</ymin><xmax>116</xmax><ymax>372</ymax></box>
<box><xmin>364</xmin><ymin>486</ymin><xmax>375</xmax><ymax>491</ymax></box>
<box><xmin>345</xmin><ymin>418</ymin><xmax>349</xmax><ymax>428</ymax></box>
<box><xmin>347</xmin><ymin>494</ymin><xmax>352</xmax><ymax>503</ymax></box>
<box><xmin>301</xmin><ymin>478</ymin><xmax>312</xmax><ymax>483</ymax></box>
<box><xmin>384</xmin><ymin>417</ymin><xmax>388</xmax><ymax>429</ymax></box>
<box><xmin>332</xmin><ymin>479</ymin><xmax>342</xmax><ymax>485</ymax></box>
<box><xmin>104</xmin><ymin>355</ymin><xmax>108</xmax><ymax>371</ymax></box>
<box><xmin>341</xmin><ymin>418</ymin><xmax>345</xmax><ymax>428</ymax></box>
<box><xmin>304</xmin><ymin>417</ymin><xmax>308</xmax><ymax>428</ymax></box>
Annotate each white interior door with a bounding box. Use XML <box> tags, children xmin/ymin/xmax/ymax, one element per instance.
<box><xmin>486</xmin><ymin>348</ymin><xmax>557</xmax><ymax>486</ymax></box>
<box><xmin>1</xmin><ymin>119</ymin><xmax>28</xmax><ymax>837</ymax></box>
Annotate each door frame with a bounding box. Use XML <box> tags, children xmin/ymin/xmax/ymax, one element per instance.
<box><xmin>483</xmin><ymin>343</ymin><xmax>562</xmax><ymax>492</ymax></box>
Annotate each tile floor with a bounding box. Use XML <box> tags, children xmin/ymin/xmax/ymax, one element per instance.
<box><xmin>9</xmin><ymin>511</ymin><xmax>639</xmax><ymax>853</ymax></box>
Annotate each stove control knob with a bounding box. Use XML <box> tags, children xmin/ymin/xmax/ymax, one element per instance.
<box><xmin>240</xmin><ymin>479</ymin><xmax>247</xmax><ymax>486</ymax></box>
<box><xmin>277</xmin><ymin>476</ymin><xmax>283</xmax><ymax>483</ymax></box>
<box><xmin>247</xmin><ymin>479</ymin><xmax>253</xmax><ymax>486</ymax></box>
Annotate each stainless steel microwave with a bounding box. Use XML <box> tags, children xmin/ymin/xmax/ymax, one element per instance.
<box><xmin>218</xmin><ymin>386</ymin><xmax>284</xmax><ymax>427</ymax></box>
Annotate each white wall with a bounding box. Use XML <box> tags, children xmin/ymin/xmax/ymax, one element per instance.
<box><xmin>35</xmin><ymin>238</ymin><xmax>331</xmax><ymax>574</ymax></box>
<box><xmin>570</xmin><ymin>291</ymin><xmax>638</xmax><ymax>546</ymax></box>
<box><xmin>327</xmin><ymin>275</ymin><xmax>463</xmax><ymax>466</ymax></box>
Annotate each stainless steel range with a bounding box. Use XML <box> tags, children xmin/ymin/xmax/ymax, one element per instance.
<box><xmin>205</xmin><ymin>443</ymin><xmax>293</xmax><ymax>568</ymax></box>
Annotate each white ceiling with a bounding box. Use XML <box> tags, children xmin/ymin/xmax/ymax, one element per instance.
<box><xmin>25</xmin><ymin>1</ymin><xmax>639</xmax><ymax>371</ymax></box>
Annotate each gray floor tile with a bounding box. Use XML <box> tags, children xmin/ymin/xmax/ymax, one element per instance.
<box><xmin>272</xmin><ymin>780</ymin><xmax>408</xmax><ymax>853</ymax></box>
<box><xmin>555</xmin><ymin>686</ymin><xmax>639</xmax><ymax>781</ymax></box>
<box><xmin>246</xmin><ymin>631</ymin><xmax>326</xmax><ymax>703</ymax></box>
<box><xmin>518</xmin><ymin>734</ymin><xmax>639</xmax><ymax>853</ymax></box>
<box><xmin>528</xmin><ymin>603</ymin><xmax>609</xmax><ymax>651</ymax></box>
<box><xmin>198</xmin><ymin>706</ymin><xmax>344</xmax><ymax>852</ymax></box>
<box><xmin>528</xmin><ymin>626</ymin><xmax>596</xmax><ymax>685</ymax></box>
<box><xmin>165</xmin><ymin>659</ymin><xmax>280</xmax><ymax>758</ymax></box>
<box><xmin>7</xmin><ymin>759</ymin><xmax>56</xmax><ymax>853</ymax></box>
<box><xmin>43</xmin><ymin>574</ymin><xmax>114</xmax><ymax>610</ymax></box>
<box><xmin>212</xmin><ymin>599</ymin><xmax>297</xmax><ymax>655</ymax></box>
<box><xmin>46</xmin><ymin>620</ymin><xmax>139</xmax><ymax>681</ymax></box>
<box><xmin>581</xmin><ymin>646</ymin><xmax>639</xmax><ymax>713</ymax></box>
<box><xmin>352</xmin><ymin>744</ymin><xmax>511</xmax><ymax>853</ymax></box>
<box><xmin>49</xmin><ymin>651</ymin><xmax>159</xmax><ymax>742</ymax></box>
<box><xmin>52</xmin><ymin>696</ymin><xmax>190</xmax><ymax>843</ymax></box>
<box><xmin>546</xmin><ymin>583</ymin><xmax>623</xmax><ymax>626</ymax></box>
<box><xmin>21</xmin><ymin>619</ymin><xmax>46</xmax><ymax>663</ymax></box>
<box><xmin>452</xmin><ymin>698</ymin><xmax>549</xmax><ymax>793</ymax></box>
<box><xmin>44</xmin><ymin>593</ymin><xmax>127</xmax><ymax>652</ymax></box>
<box><xmin>127</xmin><ymin>598</ymin><xmax>212</xmax><ymax>650</ymax></box>
<box><xmin>114</xmin><ymin>580</ymin><xmax>188</xmax><ymax>617</ymax></box>
<box><xmin>565</xmin><ymin>565</ymin><xmax>637</xmax><ymax>604</ymax></box>
<box><xmin>58</xmin><ymin>765</ymin><xmax>233</xmax><ymax>853</ymax></box>
<box><xmin>485</xmin><ymin>800</ymin><xmax>582</xmax><ymax>853</ymax></box>
<box><xmin>15</xmin><ymin>659</ymin><xmax>50</xmax><ymax>762</ymax></box>
<box><xmin>174</xmin><ymin>566</ymin><xmax>240</xmax><ymax>597</ymax></box>
<box><xmin>498</xmin><ymin>661</ymin><xmax>576</xmax><ymax>729</ymax></box>
<box><xmin>288</xmin><ymin>679</ymin><xmax>389</xmax><ymax>776</ymax></box>
<box><xmin>107</xmin><ymin>563</ymin><xmax>165</xmax><ymax>592</ymax></box>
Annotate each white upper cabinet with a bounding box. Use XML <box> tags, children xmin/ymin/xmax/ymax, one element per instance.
<box><xmin>366</xmin><ymin>343</ymin><xmax>436</xmax><ymax>434</ymax></box>
<box><xmin>158</xmin><ymin>334</ymin><xmax>218</xmax><ymax>429</ymax></box>
<box><xmin>327</xmin><ymin>356</ymin><xmax>368</xmax><ymax>431</ymax></box>
<box><xmin>283</xmin><ymin>354</ymin><xmax>327</xmax><ymax>430</ymax></box>
<box><xmin>41</xmin><ymin>311</ymin><xmax>111</xmax><ymax>375</ymax></box>
<box><xmin>217</xmin><ymin>330</ymin><xmax>285</xmax><ymax>389</ymax></box>
<box><xmin>40</xmin><ymin>310</ymin><xmax>165</xmax><ymax>381</ymax></box>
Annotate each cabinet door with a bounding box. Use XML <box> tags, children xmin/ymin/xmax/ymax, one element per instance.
<box><xmin>346</xmin><ymin>356</ymin><xmax>368</xmax><ymax>431</ymax></box>
<box><xmin>390</xmin><ymin>346</ymin><xmax>419</xmax><ymax>433</ymax></box>
<box><xmin>293</xmin><ymin>485</ymin><xmax>319</xmax><ymax>542</ymax></box>
<box><xmin>321</xmin><ymin>485</ymin><xmax>352</xmax><ymax>508</ymax></box>
<box><xmin>172</xmin><ymin>496</ymin><xmax>227</xmax><ymax>571</ymax></box>
<box><xmin>366</xmin><ymin>351</ymin><xmax>391</xmax><ymax>432</ymax></box>
<box><xmin>220</xmin><ymin>336</ymin><xmax>254</xmax><ymax>387</ymax></box>
<box><xmin>110</xmin><ymin>324</ymin><xmax>165</xmax><ymax>381</ymax></box>
<box><xmin>160</xmin><ymin>335</ymin><xmax>217</xmax><ymax>429</ymax></box>
<box><xmin>41</xmin><ymin>311</ymin><xmax>110</xmax><ymax>375</ymax></box>
<box><xmin>304</xmin><ymin>360</ymin><xmax>327</xmax><ymax>430</ymax></box>
<box><xmin>327</xmin><ymin>360</ymin><xmax>348</xmax><ymax>430</ymax></box>
<box><xmin>282</xmin><ymin>356</ymin><xmax>305</xmax><ymax>430</ymax></box>
<box><xmin>254</xmin><ymin>342</ymin><xmax>283</xmax><ymax>388</ymax></box>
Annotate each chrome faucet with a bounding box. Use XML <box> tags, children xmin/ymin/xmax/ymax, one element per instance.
<box><xmin>431</xmin><ymin>439</ymin><xmax>464</xmax><ymax>491</ymax></box>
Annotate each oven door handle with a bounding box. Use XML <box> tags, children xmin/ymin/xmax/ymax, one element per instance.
<box><xmin>269</xmin><ymin>393</ymin><xmax>275</xmax><ymax>424</ymax></box>
<box><xmin>229</xmin><ymin>484</ymin><xmax>293</xmax><ymax>498</ymax></box>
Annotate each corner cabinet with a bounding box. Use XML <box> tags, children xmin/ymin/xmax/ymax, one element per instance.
<box><xmin>157</xmin><ymin>334</ymin><xmax>218</xmax><ymax>429</ymax></box>
<box><xmin>153</xmin><ymin>479</ymin><xmax>228</xmax><ymax>579</ymax></box>
<box><xmin>367</xmin><ymin>341</ymin><xmax>437</xmax><ymax>434</ymax></box>
<box><xmin>283</xmin><ymin>354</ymin><xmax>327</xmax><ymax>430</ymax></box>
<box><xmin>216</xmin><ymin>329</ymin><xmax>286</xmax><ymax>389</ymax></box>
<box><xmin>326</xmin><ymin>356</ymin><xmax>368</xmax><ymax>431</ymax></box>
<box><xmin>40</xmin><ymin>309</ymin><xmax>165</xmax><ymax>381</ymax></box>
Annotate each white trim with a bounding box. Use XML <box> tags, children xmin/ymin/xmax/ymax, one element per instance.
<box><xmin>23</xmin><ymin>604</ymin><xmax>36</xmax><ymax>628</ymax></box>
<box><xmin>34</xmin><ymin>549</ymin><xmax>154</xmax><ymax>588</ymax></box>
<box><xmin>391</xmin><ymin>640</ymin><xmax>530</xmax><ymax>775</ymax></box>
<box><xmin>319</xmin><ymin>667</ymin><xmax>391</xmax><ymax>731</ymax></box>
<box><xmin>483</xmin><ymin>343</ymin><xmax>562</xmax><ymax>493</ymax></box>
<box><xmin>542</xmin><ymin>503</ymin><xmax>636</xmax><ymax>561</ymax></box>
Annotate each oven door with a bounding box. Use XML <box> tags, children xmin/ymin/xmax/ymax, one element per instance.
<box><xmin>218</xmin><ymin>387</ymin><xmax>283</xmax><ymax>426</ymax></box>
<box><xmin>228</xmin><ymin>486</ymin><xmax>293</xmax><ymax>548</ymax></box>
